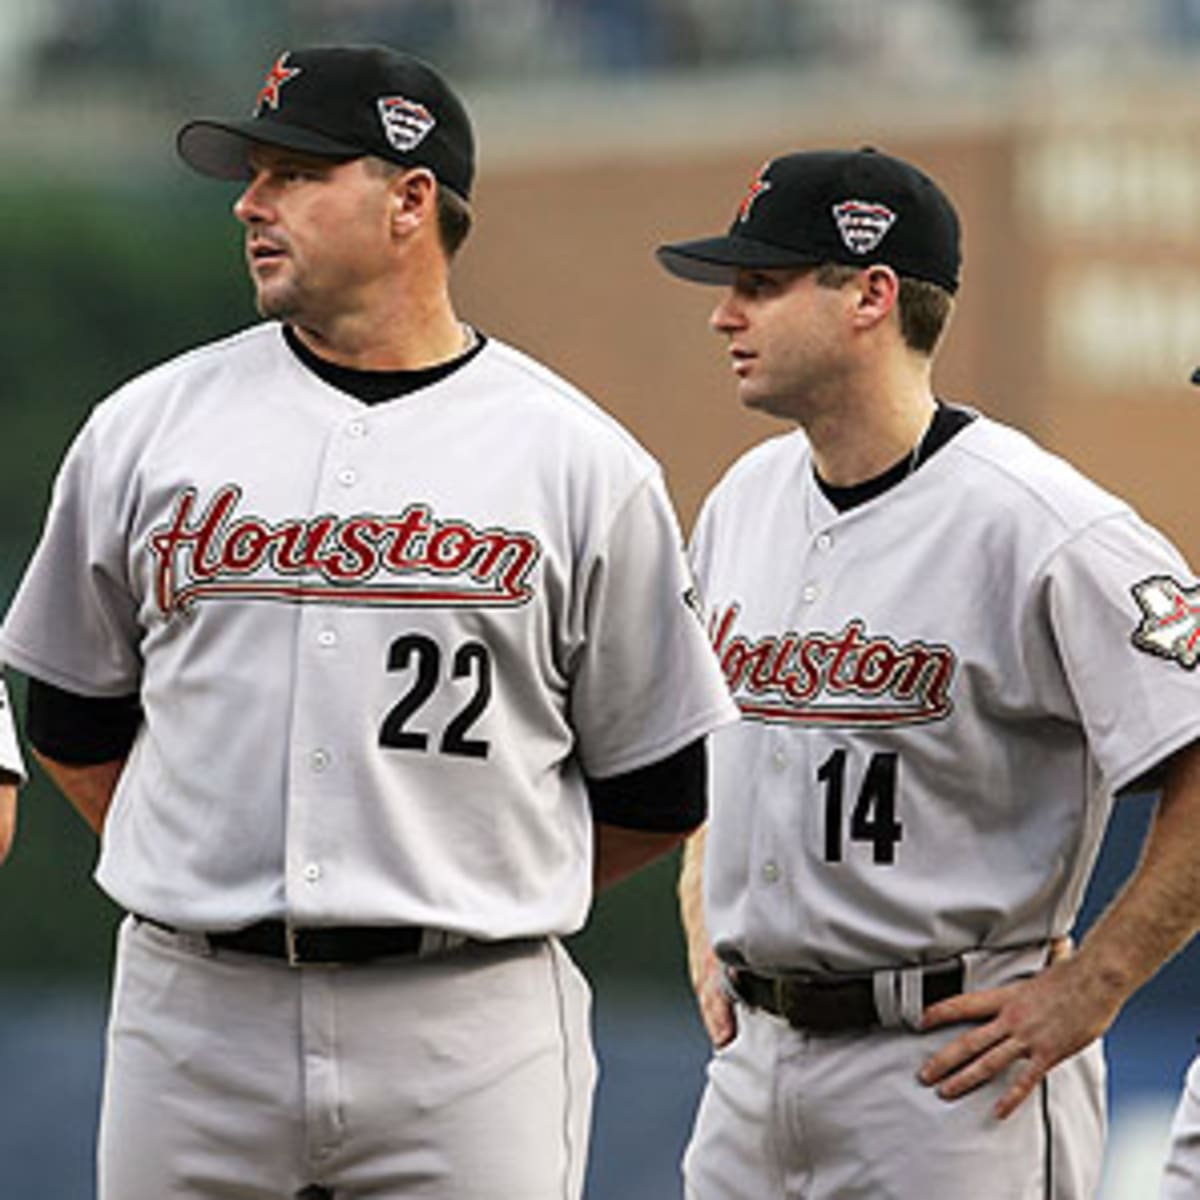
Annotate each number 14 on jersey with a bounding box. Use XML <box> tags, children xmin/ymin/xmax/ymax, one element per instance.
<box><xmin>817</xmin><ymin>749</ymin><xmax>902</xmax><ymax>865</ymax></box>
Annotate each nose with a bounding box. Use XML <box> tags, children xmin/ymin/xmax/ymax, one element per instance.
<box><xmin>710</xmin><ymin>291</ymin><xmax>746</xmax><ymax>335</ymax></box>
<box><xmin>233</xmin><ymin>170</ymin><xmax>272</xmax><ymax>226</ymax></box>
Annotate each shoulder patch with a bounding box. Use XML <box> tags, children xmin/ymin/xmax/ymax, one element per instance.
<box><xmin>1131</xmin><ymin>576</ymin><xmax>1200</xmax><ymax>669</ymax></box>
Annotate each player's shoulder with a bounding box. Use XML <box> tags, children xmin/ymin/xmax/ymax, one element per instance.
<box><xmin>88</xmin><ymin>324</ymin><xmax>281</xmax><ymax>428</ymax></box>
<box><xmin>702</xmin><ymin>427</ymin><xmax>809</xmax><ymax>508</ymax></box>
<box><xmin>475</xmin><ymin>338</ymin><xmax>658</xmax><ymax>469</ymax></box>
<box><xmin>948</xmin><ymin>415</ymin><xmax>1132</xmax><ymax>531</ymax></box>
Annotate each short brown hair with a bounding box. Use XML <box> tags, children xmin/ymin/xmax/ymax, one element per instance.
<box><xmin>436</xmin><ymin>185</ymin><xmax>473</xmax><ymax>257</ymax></box>
<box><xmin>367</xmin><ymin>158</ymin><xmax>474</xmax><ymax>258</ymax></box>
<box><xmin>814</xmin><ymin>263</ymin><xmax>953</xmax><ymax>355</ymax></box>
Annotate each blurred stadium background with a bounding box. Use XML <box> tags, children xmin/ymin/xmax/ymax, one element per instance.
<box><xmin>4</xmin><ymin>1</ymin><xmax>1200</xmax><ymax>1196</ymax></box>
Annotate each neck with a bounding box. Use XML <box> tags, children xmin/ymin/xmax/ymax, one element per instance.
<box><xmin>808</xmin><ymin>382</ymin><xmax>938</xmax><ymax>488</ymax></box>
<box><xmin>290</xmin><ymin>296</ymin><xmax>467</xmax><ymax>371</ymax></box>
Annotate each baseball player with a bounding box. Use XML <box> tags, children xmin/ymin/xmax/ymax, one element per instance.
<box><xmin>1153</xmin><ymin>369</ymin><xmax>1200</xmax><ymax>1200</ymax></box>
<box><xmin>658</xmin><ymin>146</ymin><xmax>1200</xmax><ymax>1198</ymax></box>
<box><xmin>0</xmin><ymin>675</ymin><xmax>25</xmax><ymax>862</ymax></box>
<box><xmin>1163</xmin><ymin>1065</ymin><xmax>1200</xmax><ymax>1198</ymax></box>
<box><xmin>0</xmin><ymin>46</ymin><xmax>736</xmax><ymax>1199</ymax></box>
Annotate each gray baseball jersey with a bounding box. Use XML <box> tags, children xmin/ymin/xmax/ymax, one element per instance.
<box><xmin>0</xmin><ymin>322</ymin><xmax>736</xmax><ymax>934</ymax></box>
<box><xmin>690</xmin><ymin>415</ymin><xmax>1200</xmax><ymax>974</ymax></box>
<box><xmin>0</xmin><ymin>677</ymin><xmax>23</xmax><ymax>780</ymax></box>
<box><xmin>1162</xmin><ymin>1054</ymin><xmax>1200</xmax><ymax>1198</ymax></box>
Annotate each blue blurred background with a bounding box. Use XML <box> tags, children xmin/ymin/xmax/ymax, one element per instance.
<box><xmin>5</xmin><ymin>3</ymin><xmax>1200</xmax><ymax>1197</ymax></box>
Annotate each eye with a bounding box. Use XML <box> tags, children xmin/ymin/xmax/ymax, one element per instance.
<box><xmin>737</xmin><ymin>272</ymin><xmax>778</xmax><ymax>299</ymax></box>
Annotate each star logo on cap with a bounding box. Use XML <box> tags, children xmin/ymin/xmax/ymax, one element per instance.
<box><xmin>255</xmin><ymin>53</ymin><xmax>302</xmax><ymax>114</ymax></box>
<box><xmin>1131</xmin><ymin>575</ymin><xmax>1200</xmax><ymax>668</ymax></box>
<box><xmin>737</xmin><ymin>163</ymin><xmax>773</xmax><ymax>223</ymax></box>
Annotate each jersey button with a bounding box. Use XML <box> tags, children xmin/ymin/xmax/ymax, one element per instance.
<box><xmin>815</xmin><ymin>533</ymin><xmax>834</xmax><ymax>552</ymax></box>
<box><xmin>317</xmin><ymin>629</ymin><xmax>338</xmax><ymax>649</ymax></box>
<box><xmin>336</xmin><ymin>468</ymin><xmax>358</xmax><ymax>487</ymax></box>
<box><xmin>772</xmin><ymin>748</ymin><xmax>787</xmax><ymax>770</ymax></box>
<box><xmin>801</xmin><ymin>584</ymin><xmax>819</xmax><ymax>604</ymax></box>
<box><xmin>761</xmin><ymin>860</ymin><xmax>781</xmax><ymax>884</ymax></box>
<box><xmin>310</xmin><ymin>749</ymin><xmax>331</xmax><ymax>772</ymax></box>
<box><xmin>346</xmin><ymin>419</ymin><xmax>367</xmax><ymax>438</ymax></box>
<box><xmin>303</xmin><ymin>863</ymin><xmax>322</xmax><ymax>883</ymax></box>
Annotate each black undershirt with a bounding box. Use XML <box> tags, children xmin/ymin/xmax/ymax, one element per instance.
<box><xmin>816</xmin><ymin>401</ymin><xmax>977</xmax><ymax>512</ymax></box>
<box><xmin>23</xmin><ymin>324</ymin><xmax>707</xmax><ymax>834</ymax></box>
<box><xmin>282</xmin><ymin>323</ymin><xmax>488</xmax><ymax>402</ymax></box>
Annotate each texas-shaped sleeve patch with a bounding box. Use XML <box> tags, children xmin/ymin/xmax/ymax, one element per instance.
<box><xmin>1131</xmin><ymin>576</ymin><xmax>1200</xmax><ymax>669</ymax></box>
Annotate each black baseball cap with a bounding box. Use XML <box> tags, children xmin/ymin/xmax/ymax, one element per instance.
<box><xmin>657</xmin><ymin>147</ymin><xmax>961</xmax><ymax>294</ymax></box>
<box><xmin>177</xmin><ymin>45</ymin><xmax>475</xmax><ymax>200</ymax></box>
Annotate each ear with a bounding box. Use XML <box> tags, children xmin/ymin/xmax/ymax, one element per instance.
<box><xmin>850</xmin><ymin>265</ymin><xmax>900</xmax><ymax>331</ymax></box>
<box><xmin>389</xmin><ymin>168</ymin><xmax>438</xmax><ymax>239</ymax></box>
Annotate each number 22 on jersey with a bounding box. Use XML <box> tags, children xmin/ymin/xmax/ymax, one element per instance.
<box><xmin>377</xmin><ymin>632</ymin><xmax>493</xmax><ymax>759</ymax></box>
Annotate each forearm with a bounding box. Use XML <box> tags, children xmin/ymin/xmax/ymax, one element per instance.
<box><xmin>920</xmin><ymin>739</ymin><xmax>1200</xmax><ymax>1118</ymax></box>
<box><xmin>593</xmin><ymin>823</ymin><xmax>688</xmax><ymax>891</ymax></box>
<box><xmin>0</xmin><ymin>781</ymin><xmax>16</xmax><ymax>863</ymax></box>
<box><xmin>33</xmin><ymin>749</ymin><xmax>125</xmax><ymax>836</ymax></box>
<box><xmin>678</xmin><ymin>824</ymin><xmax>711</xmax><ymax>987</ymax></box>
<box><xmin>1073</xmin><ymin>741</ymin><xmax>1200</xmax><ymax>1003</ymax></box>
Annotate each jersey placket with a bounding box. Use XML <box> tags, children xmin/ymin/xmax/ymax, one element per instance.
<box><xmin>285</xmin><ymin>411</ymin><xmax>373</xmax><ymax>922</ymax></box>
<box><xmin>750</xmin><ymin>511</ymin><xmax>839</xmax><ymax>962</ymax></box>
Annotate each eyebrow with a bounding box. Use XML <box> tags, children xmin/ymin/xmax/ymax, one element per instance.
<box><xmin>246</xmin><ymin>148</ymin><xmax>343</xmax><ymax>172</ymax></box>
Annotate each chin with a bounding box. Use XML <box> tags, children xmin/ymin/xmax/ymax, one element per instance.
<box><xmin>744</xmin><ymin>392</ymin><xmax>799</xmax><ymax>423</ymax></box>
<box><xmin>255</xmin><ymin>290</ymin><xmax>298</xmax><ymax>322</ymax></box>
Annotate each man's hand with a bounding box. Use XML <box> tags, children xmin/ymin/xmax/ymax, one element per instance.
<box><xmin>918</xmin><ymin>954</ymin><xmax>1122</xmax><ymax>1119</ymax></box>
<box><xmin>691</xmin><ymin>939</ymin><xmax>737</xmax><ymax>1048</ymax></box>
<box><xmin>679</xmin><ymin>825</ymin><xmax>737</xmax><ymax>1048</ymax></box>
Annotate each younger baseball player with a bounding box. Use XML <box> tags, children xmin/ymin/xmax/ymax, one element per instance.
<box><xmin>0</xmin><ymin>46</ymin><xmax>736</xmax><ymax>1199</ymax></box>
<box><xmin>0</xmin><ymin>675</ymin><xmax>25</xmax><ymax>862</ymax></box>
<box><xmin>660</xmin><ymin>146</ymin><xmax>1200</xmax><ymax>1198</ymax></box>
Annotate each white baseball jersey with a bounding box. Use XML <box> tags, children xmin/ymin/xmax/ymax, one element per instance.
<box><xmin>0</xmin><ymin>676</ymin><xmax>24</xmax><ymax>780</ymax></box>
<box><xmin>0</xmin><ymin>322</ymin><xmax>735</xmax><ymax>935</ymax></box>
<box><xmin>691</xmin><ymin>415</ymin><xmax>1200</xmax><ymax>974</ymax></box>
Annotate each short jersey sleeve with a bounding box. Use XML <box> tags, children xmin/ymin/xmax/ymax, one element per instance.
<box><xmin>0</xmin><ymin>413</ymin><xmax>144</xmax><ymax>696</ymax></box>
<box><xmin>567</xmin><ymin>471</ymin><xmax>736</xmax><ymax>778</ymax></box>
<box><xmin>1040</xmin><ymin>511</ymin><xmax>1200</xmax><ymax>792</ymax></box>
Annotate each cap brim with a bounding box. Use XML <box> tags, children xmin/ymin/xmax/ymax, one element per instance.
<box><xmin>176</xmin><ymin>119</ymin><xmax>363</xmax><ymax>181</ymax></box>
<box><xmin>656</xmin><ymin>235</ymin><xmax>820</xmax><ymax>285</ymax></box>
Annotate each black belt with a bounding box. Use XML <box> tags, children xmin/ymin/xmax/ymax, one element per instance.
<box><xmin>135</xmin><ymin>915</ymin><xmax>427</xmax><ymax>965</ymax></box>
<box><xmin>730</xmin><ymin>961</ymin><xmax>964</xmax><ymax>1033</ymax></box>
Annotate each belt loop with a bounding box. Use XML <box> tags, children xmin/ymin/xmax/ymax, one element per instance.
<box><xmin>872</xmin><ymin>969</ymin><xmax>902</xmax><ymax>1028</ymax></box>
<box><xmin>418</xmin><ymin>929</ymin><xmax>468</xmax><ymax>958</ymax></box>
<box><xmin>285</xmin><ymin>923</ymin><xmax>300</xmax><ymax>967</ymax></box>
<box><xmin>898</xmin><ymin>966</ymin><xmax>926</xmax><ymax>1030</ymax></box>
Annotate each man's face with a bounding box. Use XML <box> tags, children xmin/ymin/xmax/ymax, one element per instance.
<box><xmin>709</xmin><ymin>267</ymin><xmax>859</xmax><ymax>424</ymax></box>
<box><xmin>232</xmin><ymin>145</ymin><xmax>396</xmax><ymax>326</ymax></box>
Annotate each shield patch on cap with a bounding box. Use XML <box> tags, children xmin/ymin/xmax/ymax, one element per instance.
<box><xmin>833</xmin><ymin>200</ymin><xmax>897</xmax><ymax>255</ymax></box>
<box><xmin>377</xmin><ymin>96</ymin><xmax>437</xmax><ymax>152</ymax></box>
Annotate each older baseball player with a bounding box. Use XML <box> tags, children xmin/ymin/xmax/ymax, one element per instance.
<box><xmin>0</xmin><ymin>675</ymin><xmax>25</xmax><ymax>862</ymax></box>
<box><xmin>0</xmin><ymin>46</ymin><xmax>736</xmax><ymax>1200</ymax></box>
<box><xmin>659</xmin><ymin>146</ymin><xmax>1200</xmax><ymax>1198</ymax></box>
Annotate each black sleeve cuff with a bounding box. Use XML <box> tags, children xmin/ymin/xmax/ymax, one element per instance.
<box><xmin>25</xmin><ymin>677</ymin><xmax>143</xmax><ymax>765</ymax></box>
<box><xmin>585</xmin><ymin>737</ymin><xmax>707</xmax><ymax>833</ymax></box>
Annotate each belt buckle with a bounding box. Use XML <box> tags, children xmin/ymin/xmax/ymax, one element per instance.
<box><xmin>285</xmin><ymin>923</ymin><xmax>303</xmax><ymax>967</ymax></box>
<box><xmin>773</xmin><ymin>976</ymin><xmax>805</xmax><ymax>1026</ymax></box>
